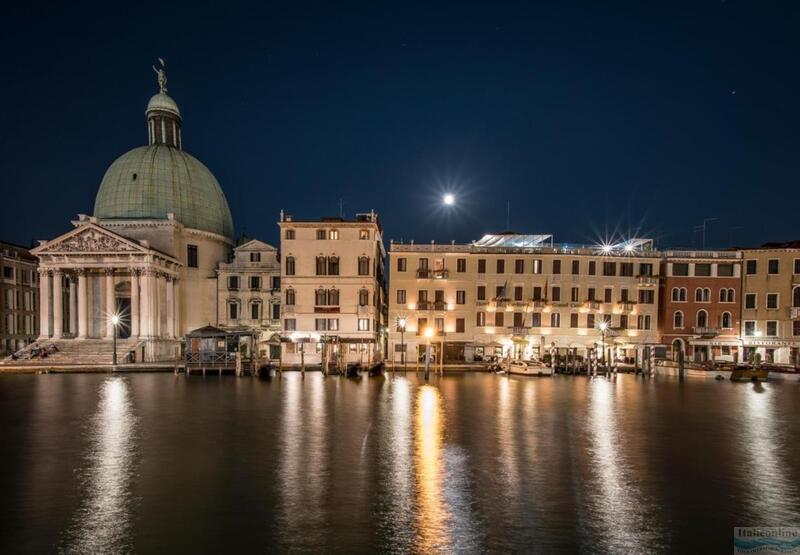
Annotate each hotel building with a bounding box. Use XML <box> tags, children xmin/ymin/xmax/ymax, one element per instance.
<box><xmin>387</xmin><ymin>234</ymin><xmax>661</xmax><ymax>365</ymax></box>
<box><xmin>0</xmin><ymin>242</ymin><xmax>39</xmax><ymax>354</ymax></box>
<box><xmin>740</xmin><ymin>242</ymin><xmax>800</xmax><ymax>366</ymax></box>
<box><xmin>658</xmin><ymin>250</ymin><xmax>742</xmax><ymax>362</ymax></box>
<box><xmin>278</xmin><ymin>211</ymin><xmax>387</xmax><ymax>367</ymax></box>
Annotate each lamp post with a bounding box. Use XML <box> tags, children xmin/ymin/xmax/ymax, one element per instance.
<box><xmin>423</xmin><ymin>326</ymin><xmax>434</xmax><ymax>381</ymax></box>
<box><xmin>598</xmin><ymin>320</ymin><xmax>608</xmax><ymax>371</ymax></box>
<box><xmin>397</xmin><ymin>317</ymin><xmax>407</xmax><ymax>371</ymax></box>
<box><xmin>111</xmin><ymin>314</ymin><xmax>120</xmax><ymax>366</ymax></box>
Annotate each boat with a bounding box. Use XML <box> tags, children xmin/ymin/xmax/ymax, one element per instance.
<box><xmin>257</xmin><ymin>364</ymin><xmax>276</xmax><ymax>379</ymax></box>
<box><xmin>654</xmin><ymin>359</ymin><xmax>732</xmax><ymax>380</ymax></box>
<box><xmin>507</xmin><ymin>359</ymin><xmax>553</xmax><ymax>377</ymax></box>
<box><xmin>345</xmin><ymin>362</ymin><xmax>363</xmax><ymax>378</ymax></box>
<box><xmin>730</xmin><ymin>365</ymin><xmax>770</xmax><ymax>382</ymax></box>
<box><xmin>367</xmin><ymin>361</ymin><xmax>384</xmax><ymax>377</ymax></box>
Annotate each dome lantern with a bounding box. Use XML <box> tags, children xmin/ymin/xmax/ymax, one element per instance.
<box><xmin>147</xmin><ymin>59</ymin><xmax>182</xmax><ymax>149</ymax></box>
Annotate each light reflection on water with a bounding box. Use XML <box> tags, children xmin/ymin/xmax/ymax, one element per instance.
<box><xmin>60</xmin><ymin>377</ymin><xmax>137</xmax><ymax>554</ymax></box>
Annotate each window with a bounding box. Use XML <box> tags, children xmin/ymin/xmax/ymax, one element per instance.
<box><xmin>602</xmin><ymin>262</ymin><xmax>616</xmax><ymax>276</ymax></box>
<box><xmin>672</xmin><ymin>263</ymin><xmax>689</xmax><ymax>276</ymax></box>
<box><xmin>531</xmin><ymin>312</ymin><xmax>542</xmax><ymax>327</ymax></box>
<box><xmin>513</xmin><ymin>312</ymin><xmax>524</xmax><ymax>327</ymax></box>
<box><xmin>570</xmin><ymin>313</ymin><xmax>579</xmax><ymax>328</ymax></box>
<box><xmin>229</xmin><ymin>302</ymin><xmax>239</xmax><ymax>320</ymax></box>
<box><xmin>187</xmin><ymin>244</ymin><xmax>198</xmax><ymax>268</ymax></box>
<box><xmin>285</xmin><ymin>289</ymin><xmax>295</xmax><ymax>305</ymax></box>
<box><xmin>358</xmin><ymin>256</ymin><xmax>370</xmax><ymax>276</ymax></box>
<box><xmin>793</xmin><ymin>321</ymin><xmax>800</xmax><ymax>336</ymax></box>
<box><xmin>551</xmin><ymin>287</ymin><xmax>561</xmax><ymax>302</ymax></box>
<box><xmin>767</xmin><ymin>293</ymin><xmax>779</xmax><ymax>309</ymax></box>
<box><xmin>696</xmin><ymin>310</ymin><xmax>708</xmax><ymax>328</ymax></box>
<box><xmin>587</xmin><ymin>288</ymin><xmax>596</xmax><ymax>301</ymax></box>
<box><xmin>639</xmin><ymin>263</ymin><xmax>653</xmax><ymax>276</ymax></box>
<box><xmin>620</xmin><ymin>262</ymin><xmax>634</xmax><ymax>277</ymax></box>
<box><xmin>418</xmin><ymin>290</ymin><xmax>428</xmax><ymax>302</ymax></box>
<box><xmin>495</xmin><ymin>312</ymin><xmax>504</xmax><ymax>326</ymax></box>
<box><xmin>745</xmin><ymin>293</ymin><xmax>756</xmax><ymax>310</ymax></box>
<box><xmin>250</xmin><ymin>252</ymin><xmax>261</xmax><ymax>262</ymax></box>
<box><xmin>552</xmin><ymin>260</ymin><xmax>561</xmax><ymax>274</ymax></box>
<box><xmin>397</xmin><ymin>289</ymin><xmax>406</xmax><ymax>304</ymax></box>
<box><xmin>637</xmin><ymin>315</ymin><xmax>651</xmax><ymax>330</ymax></box>
<box><xmin>435</xmin><ymin>318</ymin><xmax>444</xmax><ymax>333</ymax></box>
<box><xmin>272</xmin><ymin>303</ymin><xmax>280</xmax><ymax>320</ymax></box>
<box><xmin>604</xmin><ymin>288</ymin><xmax>612</xmax><ymax>303</ymax></box>
<box><xmin>477</xmin><ymin>286</ymin><xmax>486</xmax><ymax>301</ymax></box>
<box><xmin>285</xmin><ymin>229</ymin><xmax>295</xmax><ymax>240</ymax></box>
<box><xmin>588</xmin><ymin>261</ymin><xmax>596</xmax><ymax>275</ymax></box>
<box><xmin>695</xmin><ymin>288</ymin><xmax>710</xmax><ymax>302</ymax></box>
<box><xmin>328</xmin><ymin>230</ymin><xmax>339</xmax><ymax>240</ymax></box>
<box><xmin>795</xmin><ymin>259</ymin><xmax>800</xmax><ymax>274</ymax></box>
<box><xmin>397</xmin><ymin>258</ymin><xmax>407</xmax><ymax>272</ymax></box>
<box><xmin>315</xmin><ymin>318</ymin><xmax>328</xmax><ymax>331</ymax></box>
<box><xmin>533</xmin><ymin>286</ymin><xmax>542</xmax><ymax>301</ymax></box>
<box><xmin>358</xmin><ymin>319</ymin><xmax>370</xmax><ymax>331</ymax></box>
<box><xmin>694</xmin><ymin>264</ymin><xmax>711</xmax><ymax>277</ymax></box>
<box><xmin>495</xmin><ymin>285</ymin><xmax>506</xmax><ymax>299</ymax></box>
<box><xmin>744</xmin><ymin>321</ymin><xmax>755</xmax><ymax>336</ymax></box>
<box><xmin>746</xmin><ymin>260</ymin><xmax>757</xmax><ymax>275</ymax></box>
<box><xmin>359</xmin><ymin>229</ymin><xmax>370</xmax><ymax>240</ymax></box>
<box><xmin>638</xmin><ymin>289</ymin><xmax>654</xmax><ymax>304</ymax></box>
<box><xmin>418</xmin><ymin>317</ymin><xmax>428</xmax><ymax>334</ymax></box>
<box><xmin>766</xmin><ymin>321</ymin><xmax>778</xmax><ymax>337</ymax></box>
<box><xmin>456</xmin><ymin>290</ymin><xmax>466</xmax><ymax>304</ymax></box>
<box><xmin>619</xmin><ymin>315</ymin><xmax>628</xmax><ymax>329</ymax></box>
<box><xmin>419</xmin><ymin>258</ymin><xmax>429</xmax><ymax>270</ymax></box>
<box><xmin>514</xmin><ymin>286</ymin><xmax>523</xmax><ymax>301</ymax></box>
<box><xmin>571</xmin><ymin>260</ymin><xmax>580</xmax><ymax>275</ymax></box>
<box><xmin>251</xmin><ymin>303</ymin><xmax>260</xmax><ymax>320</ymax></box>
<box><xmin>476</xmin><ymin>312</ymin><xmax>485</xmax><ymax>327</ymax></box>
<box><xmin>284</xmin><ymin>318</ymin><xmax>296</xmax><ymax>331</ymax></box>
<box><xmin>457</xmin><ymin>258</ymin><xmax>466</xmax><ymax>272</ymax></box>
<box><xmin>674</xmin><ymin>311</ymin><xmax>684</xmax><ymax>329</ymax></box>
<box><xmin>586</xmin><ymin>313</ymin><xmax>595</xmax><ymax>329</ymax></box>
<box><xmin>359</xmin><ymin>289</ymin><xmax>369</xmax><ymax>306</ymax></box>
<box><xmin>620</xmin><ymin>288</ymin><xmax>629</xmax><ymax>302</ymax></box>
<box><xmin>550</xmin><ymin>312</ymin><xmax>560</xmax><ymax>328</ymax></box>
<box><xmin>249</xmin><ymin>276</ymin><xmax>261</xmax><ymax>290</ymax></box>
<box><xmin>328</xmin><ymin>319</ymin><xmax>339</xmax><ymax>331</ymax></box>
<box><xmin>324</xmin><ymin>256</ymin><xmax>338</xmax><ymax>275</ymax></box>
<box><xmin>795</xmin><ymin>287</ymin><xmax>800</xmax><ymax>308</ymax></box>
<box><xmin>721</xmin><ymin>312</ymin><xmax>732</xmax><ymax>329</ymax></box>
<box><xmin>768</xmin><ymin>259</ymin><xmax>779</xmax><ymax>274</ymax></box>
<box><xmin>455</xmin><ymin>318</ymin><xmax>465</xmax><ymax>333</ymax></box>
<box><xmin>2</xmin><ymin>267</ymin><xmax>12</xmax><ymax>280</ymax></box>
<box><xmin>532</xmin><ymin>259</ymin><xmax>542</xmax><ymax>274</ymax></box>
<box><xmin>478</xmin><ymin>259</ymin><xmax>486</xmax><ymax>273</ymax></box>
<box><xmin>515</xmin><ymin>259</ymin><xmax>524</xmax><ymax>273</ymax></box>
<box><xmin>316</xmin><ymin>229</ymin><xmax>326</xmax><ymax>240</ymax></box>
<box><xmin>718</xmin><ymin>264</ymin><xmax>734</xmax><ymax>277</ymax></box>
<box><xmin>285</xmin><ymin>257</ymin><xmax>295</xmax><ymax>276</ymax></box>
<box><xmin>496</xmin><ymin>259</ymin><xmax>505</xmax><ymax>274</ymax></box>
<box><xmin>571</xmin><ymin>287</ymin><xmax>579</xmax><ymax>302</ymax></box>
<box><xmin>227</xmin><ymin>276</ymin><xmax>239</xmax><ymax>290</ymax></box>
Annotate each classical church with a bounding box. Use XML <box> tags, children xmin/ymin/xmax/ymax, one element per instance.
<box><xmin>32</xmin><ymin>67</ymin><xmax>236</xmax><ymax>362</ymax></box>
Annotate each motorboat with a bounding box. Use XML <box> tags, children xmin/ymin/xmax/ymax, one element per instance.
<box><xmin>345</xmin><ymin>362</ymin><xmax>363</xmax><ymax>378</ymax></box>
<box><xmin>367</xmin><ymin>361</ymin><xmax>384</xmax><ymax>377</ymax></box>
<box><xmin>730</xmin><ymin>365</ymin><xmax>770</xmax><ymax>382</ymax></box>
<box><xmin>507</xmin><ymin>359</ymin><xmax>553</xmax><ymax>377</ymax></box>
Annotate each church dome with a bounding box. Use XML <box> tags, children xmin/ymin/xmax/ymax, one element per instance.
<box><xmin>93</xmin><ymin>68</ymin><xmax>234</xmax><ymax>240</ymax></box>
<box><xmin>94</xmin><ymin>145</ymin><xmax>234</xmax><ymax>239</ymax></box>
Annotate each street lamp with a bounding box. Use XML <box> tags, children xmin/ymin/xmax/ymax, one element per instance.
<box><xmin>443</xmin><ymin>193</ymin><xmax>455</xmax><ymax>206</ymax></box>
<box><xmin>423</xmin><ymin>326</ymin><xmax>434</xmax><ymax>381</ymax></box>
<box><xmin>397</xmin><ymin>317</ymin><xmax>407</xmax><ymax>371</ymax></box>
<box><xmin>598</xmin><ymin>320</ymin><xmax>608</xmax><ymax>370</ymax></box>
<box><xmin>111</xmin><ymin>314</ymin><xmax>120</xmax><ymax>366</ymax></box>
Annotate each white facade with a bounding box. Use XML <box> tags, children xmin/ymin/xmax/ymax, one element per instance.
<box><xmin>278</xmin><ymin>211</ymin><xmax>386</xmax><ymax>368</ymax></box>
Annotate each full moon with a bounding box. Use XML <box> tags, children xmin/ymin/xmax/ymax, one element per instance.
<box><xmin>443</xmin><ymin>193</ymin><xmax>455</xmax><ymax>205</ymax></box>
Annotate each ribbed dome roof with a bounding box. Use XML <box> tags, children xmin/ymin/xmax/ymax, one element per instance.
<box><xmin>146</xmin><ymin>92</ymin><xmax>181</xmax><ymax>118</ymax></box>
<box><xmin>93</xmin><ymin>144</ymin><xmax>234</xmax><ymax>239</ymax></box>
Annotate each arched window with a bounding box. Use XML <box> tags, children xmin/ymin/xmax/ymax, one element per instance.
<box><xmin>703</xmin><ymin>288</ymin><xmax>711</xmax><ymax>302</ymax></box>
<box><xmin>719</xmin><ymin>289</ymin><xmax>727</xmax><ymax>303</ymax></box>
<box><xmin>315</xmin><ymin>288</ymin><xmax>327</xmax><ymax>306</ymax></box>
<box><xmin>721</xmin><ymin>311</ymin><xmax>732</xmax><ymax>329</ymax></box>
<box><xmin>285</xmin><ymin>288</ymin><xmax>295</xmax><ymax>305</ymax></box>
<box><xmin>680</xmin><ymin>288</ymin><xmax>687</xmax><ymax>302</ymax></box>
<box><xmin>358</xmin><ymin>256</ymin><xmax>370</xmax><ymax>276</ymax></box>
<box><xmin>674</xmin><ymin>311</ymin><xmax>684</xmax><ymax>329</ymax></box>
<box><xmin>672</xmin><ymin>339</ymin><xmax>684</xmax><ymax>357</ymax></box>
<box><xmin>727</xmin><ymin>289</ymin><xmax>735</xmax><ymax>303</ymax></box>
<box><xmin>316</xmin><ymin>256</ymin><xmax>327</xmax><ymax>276</ymax></box>
<box><xmin>695</xmin><ymin>288</ymin><xmax>703</xmax><ymax>302</ymax></box>
<box><xmin>671</xmin><ymin>287</ymin><xmax>679</xmax><ymax>302</ymax></box>
<box><xmin>285</xmin><ymin>256</ymin><xmax>295</xmax><ymax>276</ymax></box>
<box><xmin>327</xmin><ymin>256</ymin><xmax>340</xmax><ymax>276</ymax></box>
<box><xmin>793</xmin><ymin>286</ymin><xmax>800</xmax><ymax>308</ymax></box>
<box><xmin>328</xmin><ymin>288</ymin><xmax>340</xmax><ymax>305</ymax></box>
<box><xmin>358</xmin><ymin>288</ymin><xmax>369</xmax><ymax>306</ymax></box>
<box><xmin>697</xmin><ymin>309</ymin><xmax>708</xmax><ymax>328</ymax></box>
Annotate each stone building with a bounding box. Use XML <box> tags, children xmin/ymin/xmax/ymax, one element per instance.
<box><xmin>387</xmin><ymin>234</ymin><xmax>661</xmax><ymax>365</ymax></box>
<box><xmin>740</xmin><ymin>242</ymin><xmax>800</xmax><ymax>366</ymax></box>
<box><xmin>278</xmin><ymin>211</ymin><xmax>386</xmax><ymax>367</ymax></box>
<box><xmin>29</xmin><ymin>67</ymin><xmax>236</xmax><ymax>363</ymax></box>
<box><xmin>658</xmin><ymin>250</ymin><xmax>742</xmax><ymax>362</ymax></box>
<box><xmin>0</xmin><ymin>242</ymin><xmax>39</xmax><ymax>354</ymax></box>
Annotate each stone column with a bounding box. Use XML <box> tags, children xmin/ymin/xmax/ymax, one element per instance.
<box><xmin>38</xmin><ymin>269</ymin><xmax>51</xmax><ymax>339</ymax></box>
<box><xmin>69</xmin><ymin>275</ymin><xmax>78</xmax><ymax>336</ymax></box>
<box><xmin>173</xmin><ymin>278</ymin><xmax>181</xmax><ymax>338</ymax></box>
<box><xmin>52</xmin><ymin>269</ymin><xmax>63</xmax><ymax>339</ymax></box>
<box><xmin>77</xmin><ymin>269</ymin><xmax>88</xmax><ymax>339</ymax></box>
<box><xmin>104</xmin><ymin>269</ymin><xmax>115</xmax><ymax>337</ymax></box>
<box><xmin>130</xmin><ymin>269</ymin><xmax>140</xmax><ymax>339</ymax></box>
<box><xmin>139</xmin><ymin>270</ymin><xmax>151</xmax><ymax>338</ymax></box>
<box><xmin>154</xmin><ymin>273</ymin><xmax>162</xmax><ymax>337</ymax></box>
<box><xmin>166</xmin><ymin>276</ymin><xmax>175</xmax><ymax>339</ymax></box>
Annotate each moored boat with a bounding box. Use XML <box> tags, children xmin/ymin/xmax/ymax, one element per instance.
<box><xmin>507</xmin><ymin>360</ymin><xmax>553</xmax><ymax>377</ymax></box>
<box><xmin>730</xmin><ymin>365</ymin><xmax>770</xmax><ymax>382</ymax></box>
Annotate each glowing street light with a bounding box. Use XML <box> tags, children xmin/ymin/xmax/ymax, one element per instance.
<box><xmin>443</xmin><ymin>193</ymin><xmax>455</xmax><ymax>206</ymax></box>
<box><xmin>397</xmin><ymin>317</ymin><xmax>407</xmax><ymax>371</ymax></box>
<box><xmin>598</xmin><ymin>320</ymin><xmax>609</xmax><ymax>370</ymax></box>
<box><xmin>423</xmin><ymin>326</ymin><xmax>434</xmax><ymax>381</ymax></box>
<box><xmin>110</xmin><ymin>314</ymin><xmax>121</xmax><ymax>367</ymax></box>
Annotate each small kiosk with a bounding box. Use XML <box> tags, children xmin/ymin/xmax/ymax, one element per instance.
<box><xmin>184</xmin><ymin>325</ymin><xmax>259</xmax><ymax>375</ymax></box>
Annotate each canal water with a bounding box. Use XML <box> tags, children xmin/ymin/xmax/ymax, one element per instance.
<box><xmin>0</xmin><ymin>372</ymin><xmax>798</xmax><ymax>553</ymax></box>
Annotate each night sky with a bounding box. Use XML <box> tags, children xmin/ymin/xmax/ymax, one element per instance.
<box><xmin>2</xmin><ymin>1</ymin><xmax>798</xmax><ymax>250</ymax></box>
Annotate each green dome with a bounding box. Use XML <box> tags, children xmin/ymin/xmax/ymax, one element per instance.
<box><xmin>93</xmin><ymin>144</ymin><xmax>234</xmax><ymax>239</ymax></box>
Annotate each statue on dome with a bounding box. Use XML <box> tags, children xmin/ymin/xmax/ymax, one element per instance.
<box><xmin>152</xmin><ymin>58</ymin><xmax>168</xmax><ymax>93</ymax></box>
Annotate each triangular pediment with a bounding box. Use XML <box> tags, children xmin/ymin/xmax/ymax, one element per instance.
<box><xmin>32</xmin><ymin>223</ymin><xmax>149</xmax><ymax>255</ymax></box>
<box><xmin>236</xmin><ymin>239</ymin><xmax>277</xmax><ymax>252</ymax></box>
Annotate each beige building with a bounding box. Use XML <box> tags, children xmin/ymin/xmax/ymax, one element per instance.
<box><xmin>278</xmin><ymin>211</ymin><xmax>386</xmax><ymax>368</ymax></box>
<box><xmin>216</xmin><ymin>239</ymin><xmax>281</xmax><ymax>357</ymax></box>
<box><xmin>740</xmin><ymin>242</ymin><xmax>800</xmax><ymax>366</ymax></box>
<box><xmin>388</xmin><ymin>234</ymin><xmax>661</xmax><ymax>365</ymax></box>
<box><xmin>0</xmin><ymin>242</ymin><xmax>39</xmax><ymax>354</ymax></box>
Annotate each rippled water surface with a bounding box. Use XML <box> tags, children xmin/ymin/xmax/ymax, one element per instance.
<box><xmin>1</xmin><ymin>372</ymin><xmax>799</xmax><ymax>553</ymax></box>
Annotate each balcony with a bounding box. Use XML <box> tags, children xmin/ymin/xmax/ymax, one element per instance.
<box><xmin>433</xmin><ymin>301</ymin><xmax>446</xmax><ymax>311</ymax></box>
<box><xmin>584</xmin><ymin>300</ymin><xmax>600</xmax><ymax>311</ymax></box>
<box><xmin>476</xmin><ymin>299</ymin><xmax>489</xmax><ymax>306</ymax></box>
<box><xmin>416</xmin><ymin>300</ymin><xmax>430</xmax><ymax>310</ymax></box>
<box><xmin>511</xmin><ymin>326</ymin><xmax>528</xmax><ymax>337</ymax></box>
<box><xmin>531</xmin><ymin>299</ymin><xmax>548</xmax><ymax>309</ymax></box>
<box><xmin>416</xmin><ymin>269</ymin><xmax>449</xmax><ymax>279</ymax></box>
<box><xmin>637</xmin><ymin>275</ymin><xmax>658</xmax><ymax>287</ymax></box>
<box><xmin>416</xmin><ymin>269</ymin><xmax>431</xmax><ymax>278</ymax></box>
<box><xmin>617</xmin><ymin>301</ymin><xmax>637</xmax><ymax>312</ymax></box>
<box><xmin>693</xmin><ymin>326</ymin><xmax>720</xmax><ymax>337</ymax></box>
<box><xmin>314</xmin><ymin>305</ymin><xmax>340</xmax><ymax>314</ymax></box>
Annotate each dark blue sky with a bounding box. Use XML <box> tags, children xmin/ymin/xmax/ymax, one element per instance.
<box><xmin>2</xmin><ymin>1</ymin><xmax>798</xmax><ymax>249</ymax></box>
